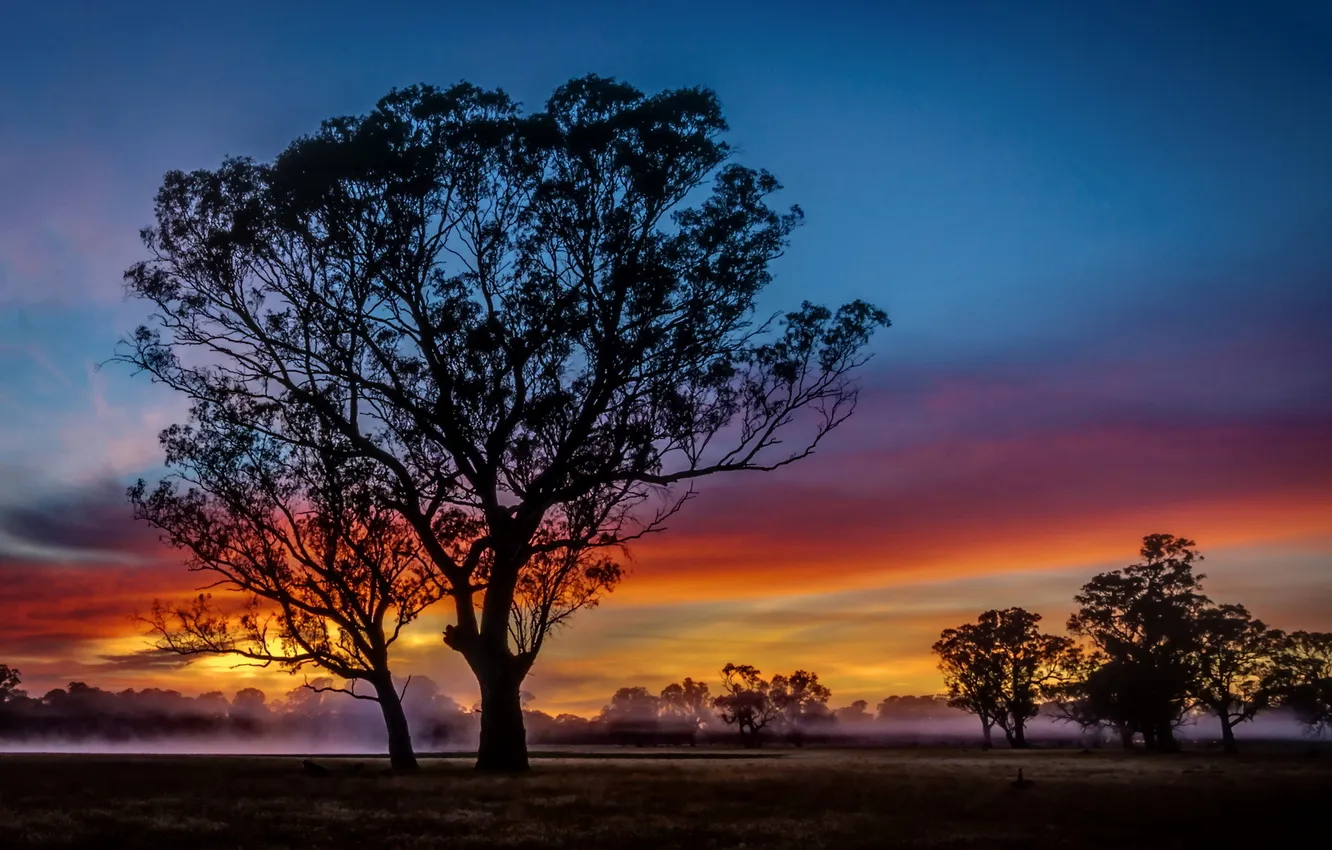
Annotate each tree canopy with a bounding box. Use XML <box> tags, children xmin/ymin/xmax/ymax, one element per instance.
<box><xmin>1191</xmin><ymin>604</ymin><xmax>1278</xmax><ymax>753</ymax></box>
<box><xmin>129</xmin><ymin>409</ymin><xmax>443</xmax><ymax>770</ymax></box>
<box><xmin>713</xmin><ymin>663</ymin><xmax>781</xmax><ymax>747</ymax></box>
<box><xmin>933</xmin><ymin>607</ymin><xmax>1072</xmax><ymax>748</ymax></box>
<box><xmin>120</xmin><ymin>74</ymin><xmax>887</xmax><ymax>770</ymax></box>
<box><xmin>1067</xmin><ymin>534</ymin><xmax>1209</xmax><ymax>752</ymax></box>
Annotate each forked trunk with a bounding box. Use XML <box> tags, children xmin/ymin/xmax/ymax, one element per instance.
<box><xmin>372</xmin><ymin>676</ymin><xmax>418</xmax><ymax>772</ymax></box>
<box><xmin>475</xmin><ymin>662</ymin><xmax>529</xmax><ymax>772</ymax></box>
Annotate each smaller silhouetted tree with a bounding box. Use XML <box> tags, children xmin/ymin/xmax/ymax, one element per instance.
<box><xmin>229</xmin><ymin>687</ymin><xmax>270</xmax><ymax>730</ymax></box>
<box><xmin>713</xmin><ymin>663</ymin><xmax>779</xmax><ymax>747</ymax></box>
<box><xmin>770</xmin><ymin>670</ymin><xmax>832</xmax><ymax>746</ymax></box>
<box><xmin>600</xmin><ymin>686</ymin><xmax>661</xmax><ymax>720</ymax></box>
<box><xmin>934</xmin><ymin>608</ymin><xmax>1072</xmax><ymax>749</ymax></box>
<box><xmin>1191</xmin><ymin>604</ymin><xmax>1279</xmax><ymax>754</ymax></box>
<box><xmin>0</xmin><ymin>665</ymin><xmax>20</xmax><ymax>701</ymax></box>
<box><xmin>599</xmin><ymin>686</ymin><xmax>662</xmax><ymax>745</ymax></box>
<box><xmin>835</xmin><ymin>700</ymin><xmax>873</xmax><ymax>724</ymax></box>
<box><xmin>1266</xmin><ymin>631</ymin><xmax>1332</xmax><ymax>735</ymax></box>
<box><xmin>0</xmin><ymin>665</ymin><xmax>22</xmax><ymax>733</ymax></box>
<box><xmin>195</xmin><ymin>691</ymin><xmax>230</xmax><ymax>721</ymax></box>
<box><xmin>875</xmin><ymin>695</ymin><xmax>954</xmax><ymax>723</ymax></box>
<box><xmin>660</xmin><ymin>678</ymin><xmax>712</xmax><ymax>742</ymax></box>
<box><xmin>131</xmin><ymin>404</ymin><xmax>443</xmax><ymax>771</ymax></box>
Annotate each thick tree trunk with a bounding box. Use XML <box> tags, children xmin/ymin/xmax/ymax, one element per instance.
<box><xmin>372</xmin><ymin>677</ymin><xmax>419</xmax><ymax>772</ymax></box>
<box><xmin>475</xmin><ymin>662</ymin><xmax>529</xmax><ymax>771</ymax></box>
<box><xmin>1117</xmin><ymin>724</ymin><xmax>1134</xmax><ymax>750</ymax></box>
<box><xmin>1220</xmin><ymin>714</ymin><xmax>1238</xmax><ymax>755</ymax></box>
<box><xmin>1010</xmin><ymin>721</ymin><xmax>1029</xmax><ymax>749</ymax></box>
<box><xmin>446</xmin><ymin>545</ymin><xmax>532</xmax><ymax>772</ymax></box>
<box><xmin>981</xmin><ymin>718</ymin><xmax>994</xmax><ymax>750</ymax></box>
<box><xmin>1156</xmin><ymin>721</ymin><xmax>1180</xmax><ymax>754</ymax></box>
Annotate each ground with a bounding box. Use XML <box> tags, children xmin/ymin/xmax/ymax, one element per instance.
<box><xmin>1</xmin><ymin>747</ymin><xmax>1327</xmax><ymax>848</ymax></box>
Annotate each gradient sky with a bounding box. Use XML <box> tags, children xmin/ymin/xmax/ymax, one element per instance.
<box><xmin>1</xmin><ymin>0</ymin><xmax>1330</xmax><ymax>715</ymax></box>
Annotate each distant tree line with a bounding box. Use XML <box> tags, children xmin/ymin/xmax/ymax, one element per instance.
<box><xmin>0</xmin><ymin>672</ymin><xmax>473</xmax><ymax>749</ymax></box>
<box><xmin>933</xmin><ymin>534</ymin><xmax>1332</xmax><ymax>753</ymax></box>
<box><xmin>0</xmin><ymin>666</ymin><xmax>953</xmax><ymax>750</ymax></box>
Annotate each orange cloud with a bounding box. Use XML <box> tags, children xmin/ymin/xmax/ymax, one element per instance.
<box><xmin>615</xmin><ymin>417</ymin><xmax>1332</xmax><ymax>602</ymax></box>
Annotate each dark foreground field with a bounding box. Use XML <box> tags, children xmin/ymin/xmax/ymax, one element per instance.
<box><xmin>1</xmin><ymin>748</ymin><xmax>1328</xmax><ymax>848</ymax></box>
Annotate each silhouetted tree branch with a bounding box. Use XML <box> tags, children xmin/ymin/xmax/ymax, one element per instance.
<box><xmin>118</xmin><ymin>75</ymin><xmax>887</xmax><ymax>771</ymax></box>
<box><xmin>129</xmin><ymin>403</ymin><xmax>441</xmax><ymax>770</ymax></box>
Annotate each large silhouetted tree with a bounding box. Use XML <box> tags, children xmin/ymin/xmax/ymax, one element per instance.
<box><xmin>1191</xmin><ymin>604</ymin><xmax>1278</xmax><ymax>754</ymax></box>
<box><xmin>1067</xmin><ymin>534</ymin><xmax>1209</xmax><ymax>752</ymax></box>
<box><xmin>129</xmin><ymin>409</ymin><xmax>441</xmax><ymax>771</ymax></box>
<box><xmin>933</xmin><ymin>608</ymin><xmax>1071</xmax><ymax>748</ymax></box>
<box><xmin>119</xmin><ymin>76</ymin><xmax>887</xmax><ymax>770</ymax></box>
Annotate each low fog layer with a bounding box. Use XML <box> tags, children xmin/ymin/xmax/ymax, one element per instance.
<box><xmin>0</xmin><ymin>679</ymin><xmax>1318</xmax><ymax>755</ymax></box>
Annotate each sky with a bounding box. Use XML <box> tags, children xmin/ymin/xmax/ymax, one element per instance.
<box><xmin>1</xmin><ymin>0</ymin><xmax>1330</xmax><ymax>716</ymax></box>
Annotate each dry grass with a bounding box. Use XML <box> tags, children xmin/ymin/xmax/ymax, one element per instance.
<box><xmin>0</xmin><ymin>747</ymin><xmax>1327</xmax><ymax>848</ymax></box>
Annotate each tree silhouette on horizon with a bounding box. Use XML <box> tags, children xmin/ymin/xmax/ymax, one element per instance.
<box><xmin>1067</xmin><ymin>534</ymin><xmax>1210</xmax><ymax>752</ymax></box>
<box><xmin>118</xmin><ymin>74</ymin><xmax>887</xmax><ymax>771</ymax></box>
<box><xmin>933</xmin><ymin>607</ymin><xmax>1072</xmax><ymax>749</ymax></box>
<box><xmin>129</xmin><ymin>408</ymin><xmax>442</xmax><ymax>771</ymax></box>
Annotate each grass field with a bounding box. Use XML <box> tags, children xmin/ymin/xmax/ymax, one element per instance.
<box><xmin>1</xmin><ymin>747</ymin><xmax>1327</xmax><ymax>848</ymax></box>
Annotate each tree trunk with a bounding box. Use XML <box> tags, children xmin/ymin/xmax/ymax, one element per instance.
<box><xmin>1117</xmin><ymin>724</ymin><xmax>1134</xmax><ymax>750</ymax></box>
<box><xmin>740</xmin><ymin>724</ymin><xmax>762</xmax><ymax>748</ymax></box>
<box><xmin>1156</xmin><ymin>721</ymin><xmax>1179</xmax><ymax>754</ymax></box>
<box><xmin>1010</xmin><ymin>721</ymin><xmax>1029</xmax><ymax>749</ymax></box>
<box><xmin>475</xmin><ymin>661</ymin><xmax>529</xmax><ymax>771</ymax></box>
<box><xmin>1219</xmin><ymin>714</ymin><xmax>1238</xmax><ymax>755</ymax></box>
<box><xmin>981</xmin><ymin>718</ymin><xmax>993</xmax><ymax>750</ymax></box>
<box><xmin>372</xmin><ymin>677</ymin><xmax>418</xmax><ymax>772</ymax></box>
<box><xmin>450</xmin><ymin>548</ymin><xmax>532</xmax><ymax>773</ymax></box>
<box><xmin>1142</xmin><ymin>725</ymin><xmax>1157</xmax><ymax>751</ymax></box>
